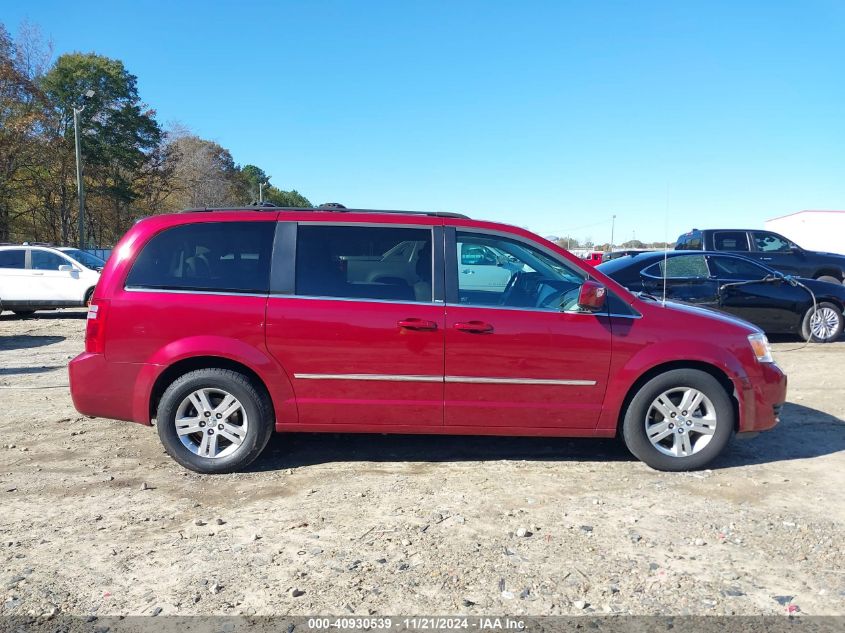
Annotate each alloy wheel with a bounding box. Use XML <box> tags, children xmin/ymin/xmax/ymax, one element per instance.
<box><xmin>810</xmin><ymin>307</ymin><xmax>840</xmax><ymax>341</ymax></box>
<box><xmin>644</xmin><ymin>387</ymin><xmax>717</xmax><ymax>458</ymax></box>
<box><xmin>174</xmin><ymin>388</ymin><xmax>249</xmax><ymax>459</ymax></box>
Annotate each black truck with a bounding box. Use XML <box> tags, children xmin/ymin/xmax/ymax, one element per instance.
<box><xmin>675</xmin><ymin>228</ymin><xmax>845</xmax><ymax>284</ymax></box>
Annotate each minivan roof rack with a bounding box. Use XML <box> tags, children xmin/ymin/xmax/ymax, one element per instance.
<box><xmin>180</xmin><ymin>205</ymin><xmax>470</xmax><ymax>219</ymax></box>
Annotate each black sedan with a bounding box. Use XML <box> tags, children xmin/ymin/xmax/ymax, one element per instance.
<box><xmin>597</xmin><ymin>251</ymin><xmax>845</xmax><ymax>342</ymax></box>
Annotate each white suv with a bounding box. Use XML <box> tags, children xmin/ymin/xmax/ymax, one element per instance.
<box><xmin>0</xmin><ymin>244</ymin><xmax>102</xmax><ymax>316</ymax></box>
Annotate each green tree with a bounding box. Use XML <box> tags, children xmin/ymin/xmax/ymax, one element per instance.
<box><xmin>39</xmin><ymin>52</ymin><xmax>163</xmax><ymax>244</ymax></box>
<box><xmin>263</xmin><ymin>187</ymin><xmax>311</xmax><ymax>208</ymax></box>
<box><xmin>239</xmin><ymin>163</ymin><xmax>311</xmax><ymax>207</ymax></box>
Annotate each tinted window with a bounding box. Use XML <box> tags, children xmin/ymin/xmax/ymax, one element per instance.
<box><xmin>713</xmin><ymin>231</ymin><xmax>749</xmax><ymax>251</ymax></box>
<box><xmin>0</xmin><ymin>249</ymin><xmax>25</xmax><ymax>269</ymax></box>
<box><xmin>675</xmin><ymin>233</ymin><xmax>701</xmax><ymax>250</ymax></box>
<box><xmin>645</xmin><ymin>255</ymin><xmax>709</xmax><ymax>279</ymax></box>
<box><xmin>31</xmin><ymin>250</ymin><xmax>69</xmax><ymax>271</ymax></box>
<box><xmin>753</xmin><ymin>232</ymin><xmax>792</xmax><ymax>253</ymax></box>
<box><xmin>62</xmin><ymin>248</ymin><xmax>105</xmax><ymax>269</ymax></box>
<box><xmin>455</xmin><ymin>232</ymin><xmax>584</xmax><ymax>310</ymax></box>
<box><xmin>708</xmin><ymin>256</ymin><xmax>768</xmax><ymax>280</ymax></box>
<box><xmin>296</xmin><ymin>225</ymin><xmax>433</xmax><ymax>302</ymax></box>
<box><xmin>126</xmin><ymin>222</ymin><xmax>274</xmax><ymax>293</ymax></box>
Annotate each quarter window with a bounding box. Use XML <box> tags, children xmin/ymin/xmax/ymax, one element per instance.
<box><xmin>0</xmin><ymin>249</ymin><xmax>25</xmax><ymax>269</ymax></box>
<box><xmin>645</xmin><ymin>255</ymin><xmax>709</xmax><ymax>279</ymax></box>
<box><xmin>125</xmin><ymin>222</ymin><xmax>274</xmax><ymax>293</ymax></box>
<box><xmin>295</xmin><ymin>225</ymin><xmax>433</xmax><ymax>302</ymax></box>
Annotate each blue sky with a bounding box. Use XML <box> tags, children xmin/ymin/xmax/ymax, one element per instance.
<box><xmin>6</xmin><ymin>1</ymin><xmax>845</xmax><ymax>243</ymax></box>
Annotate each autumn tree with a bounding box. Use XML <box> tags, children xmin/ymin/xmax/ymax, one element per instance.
<box><xmin>0</xmin><ymin>23</ymin><xmax>50</xmax><ymax>241</ymax></box>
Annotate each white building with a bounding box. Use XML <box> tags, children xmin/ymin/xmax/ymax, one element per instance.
<box><xmin>764</xmin><ymin>210</ymin><xmax>845</xmax><ymax>255</ymax></box>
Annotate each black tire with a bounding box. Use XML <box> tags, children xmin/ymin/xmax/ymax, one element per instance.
<box><xmin>815</xmin><ymin>275</ymin><xmax>841</xmax><ymax>285</ymax></box>
<box><xmin>13</xmin><ymin>310</ymin><xmax>35</xmax><ymax>317</ymax></box>
<box><xmin>622</xmin><ymin>369</ymin><xmax>735</xmax><ymax>471</ymax></box>
<box><xmin>800</xmin><ymin>301</ymin><xmax>844</xmax><ymax>343</ymax></box>
<box><xmin>156</xmin><ymin>368</ymin><xmax>274</xmax><ymax>474</ymax></box>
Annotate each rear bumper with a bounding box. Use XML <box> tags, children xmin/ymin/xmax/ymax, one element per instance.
<box><xmin>68</xmin><ymin>353</ymin><xmax>151</xmax><ymax>424</ymax></box>
<box><xmin>736</xmin><ymin>362</ymin><xmax>787</xmax><ymax>433</ymax></box>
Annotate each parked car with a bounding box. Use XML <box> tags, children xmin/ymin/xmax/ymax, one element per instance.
<box><xmin>57</xmin><ymin>247</ymin><xmax>106</xmax><ymax>272</ymax></box>
<box><xmin>602</xmin><ymin>249</ymin><xmax>655</xmax><ymax>263</ymax></box>
<box><xmin>581</xmin><ymin>251</ymin><xmax>605</xmax><ymax>267</ymax></box>
<box><xmin>675</xmin><ymin>228</ymin><xmax>845</xmax><ymax>284</ymax></box>
<box><xmin>0</xmin><ymin>244</ymin><xmax>101</xmax><ymax>316</ymax></box>
<box><xmin>597</xmin><ymin>251</ymin><xmax>845</xmax><ymax>342</ymax></box>
<box><xmin>69</xmin><ymin>207</ymin><xmax>786</xmax><ymax>474</ymax></box>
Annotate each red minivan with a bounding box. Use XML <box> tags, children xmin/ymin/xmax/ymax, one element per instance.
<box><xmin>69</xmin><ymin>207</ymin><xmax>786</xmax><ymax>473</ymax></box>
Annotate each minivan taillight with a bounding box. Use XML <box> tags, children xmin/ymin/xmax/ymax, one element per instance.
<box><xmin>85</xmin><ymin>299</ymin><xmax>109</xmax><ymax>354</ymax></box>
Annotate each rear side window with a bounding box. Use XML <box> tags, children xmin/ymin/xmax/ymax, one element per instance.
<box><xmin>0</xmin><ymin>249</ymin><xmax>25</xmax><ymax>269</ymax></box>
<box><xmin>125</xmin><ymin>222</ymin><xmax>274</xmax><ymax>293</ymax></box>
<box><xmin>296</xmin><ymin>225</ymin><xmax>433</xmax><ymax>302</ymax></box>
<box><xmin>713</xmin><ymin>231</ymin><xmax>749</xmax><ymax>251</ymax></box>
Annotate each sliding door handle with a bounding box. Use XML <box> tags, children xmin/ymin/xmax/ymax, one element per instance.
<box><xmin>398</xmin><ymin>318</ymin><xmax>438</xmax><ymax>331</ymax></box>
<box><xmin>454</xmin><ymin>321</ymin><xmax>494</xmax><ymax>334</ymax></box>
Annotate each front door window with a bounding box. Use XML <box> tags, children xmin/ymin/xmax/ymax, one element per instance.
<box><xmin>454</xmin><ymin>232</ymin><xmax>585</xmax><ymax>311</ymax></box>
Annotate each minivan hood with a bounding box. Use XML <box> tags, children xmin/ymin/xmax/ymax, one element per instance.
<box><xmin>646</xmin><ymin>298</ymin><xmax>761</xmax><ymax>334</ymax></box>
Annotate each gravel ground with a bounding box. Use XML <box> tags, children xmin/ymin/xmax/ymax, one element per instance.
<box><xmin>0</xmin><ymin>309</ymin><xmax>843</xmax><ymax>619</ymax></box>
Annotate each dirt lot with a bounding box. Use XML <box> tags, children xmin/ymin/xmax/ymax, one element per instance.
<box><xmin>0</xmin><ymin>309</ymin><xmax>843</xmax><ymax>619</ymax></box>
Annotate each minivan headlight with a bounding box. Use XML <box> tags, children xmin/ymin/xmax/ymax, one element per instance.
<box><xmin>748</xmin><ymin>333</ymin><xmax>774</xmax><ymax>363</ymax></box>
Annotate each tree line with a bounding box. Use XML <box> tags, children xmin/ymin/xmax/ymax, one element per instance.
<box><xmin>0</xmin><ymin>22</ymin><xmax>310</xmax><ymax>247</ymax></box>
<box><xmin>553</xmin><ymin>236</ymin><xmax>674</xmax><ymax>251</ymax></box>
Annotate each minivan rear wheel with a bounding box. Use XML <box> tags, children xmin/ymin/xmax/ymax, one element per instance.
<box><xmin>156</xmin><ymin>368</ymin><xmax>274</xmax><ymax>474</ymax></box>
<box><xmin>622</xmin><ymin>369</ymin><xmax>734</xmax><ymax>471</ymax></box>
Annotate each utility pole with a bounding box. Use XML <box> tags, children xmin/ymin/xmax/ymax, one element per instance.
<box><xmin>72</xmin><ymin>90</ymin><xmax>95</xmax><ymax>248</ymax></box>
<box><xmin>610</xmin><ymin>214</ymin><xmax>616</xmax><ymax>251</ymax></box>
<box><xmin>259</xmin><ymin>180</ymin><xmax>269</xmax><ymax>203</ymax></box>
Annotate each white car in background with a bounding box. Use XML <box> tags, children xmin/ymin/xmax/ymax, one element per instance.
<box><xmin>0</xmin><ymin>244</ymin><xmax>103</xmax><ymax>316</ymax></box>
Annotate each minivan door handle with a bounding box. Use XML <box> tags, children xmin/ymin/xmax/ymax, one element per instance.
<box><xmin>454</xmin><ymin>321</ymin><xmax>494</xmax><ymax>334</ymax></box>
<box><xmin>397</xmin><ymin>318</ymin><xmax>438</xmax><ymax>331</ymax></box>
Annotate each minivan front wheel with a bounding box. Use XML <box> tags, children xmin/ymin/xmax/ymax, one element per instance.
<box><xmin>156</xmin><ymin>369</ymin><xmax>274</xmax><ymax>474</ymax></box>
<box><xmin>622</xmin><ymin>369</ymin><xmax>734</xmax><ymax>471</ymax></box>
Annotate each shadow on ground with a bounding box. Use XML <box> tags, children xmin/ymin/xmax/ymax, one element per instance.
<box><xmin>0</xmin><ymin>365</ymin><xmax>63</xmax><ymax>375</ymax></box>
<box><xmin>249</xmin><ymin>402</ymin><xmax>843</xmax><ymax>472</ymax></box>
<box><xmin>0</xmin><ymin>309</ymin><xmax>86</xmax><ymax>322</ymax></box>
<box><xmin>252</xmin><ymin>433</ymin><xmax>633</xmax><ymax>472</ymax></box>
<box><xmin>717</xmin><ymin>402</ymin><xmax>845</xmax><ymax>467</ymax></box>
<box><xmin>0</xmin><ymin>335</ymin><xmax>66</xmax><ymax>351</ymax></box>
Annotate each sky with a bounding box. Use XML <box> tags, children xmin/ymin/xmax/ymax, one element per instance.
<box><xmin>5</xmin><ymin>1</ymin><xmax>845</xmax><ymax>244</ymax></box>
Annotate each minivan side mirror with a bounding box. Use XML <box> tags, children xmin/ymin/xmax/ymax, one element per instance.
<box><xmin>577</xmin><ymin>279</ymin><xmax>607</xmax><ymax>312</ymax></box>
<box><xmin>58</xmin><ymin>264</ymin><xmax>75</xmax><ymax>272</ymax></box>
